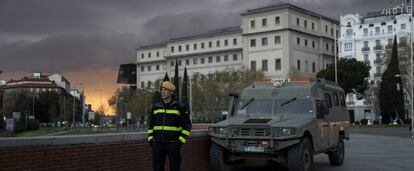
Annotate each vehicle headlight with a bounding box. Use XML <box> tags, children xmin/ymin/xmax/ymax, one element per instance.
<box><xmin>277</xmin><ymin>128</ymin><xmax>296</xmax><ymax>136</ymax></box>
<box><xmin>218</xmin><ymin>127</ymin><xmax>227</xmax><ymax>134</ymax></box>
<box><xmin>209</xmin><ymin>127</ymin><xmax>227</xmax><ymax>134</ymax></box>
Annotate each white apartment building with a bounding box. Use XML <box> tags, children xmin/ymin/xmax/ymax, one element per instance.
<box><xmin>136</xmin><ymin>3</ymin><xmax>339</xmax><ymax>89</ymax></box>
<box><xmin>338</xmin><ymin>3</ymin><xmax>412</xmax><ymax>122</ymax></box>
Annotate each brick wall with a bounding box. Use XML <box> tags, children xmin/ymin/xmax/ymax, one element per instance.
<box><xmin>0</xmin><ymin>131</ymin><xmax>211</xmax><ymax>171</ymax></box>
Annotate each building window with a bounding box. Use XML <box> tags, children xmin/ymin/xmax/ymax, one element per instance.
<box><xmin>312</xmin><ymin>62</ymin><xmax>316</xmax><ymax>73</ymax></box>
<box><xmin>325</xmin><ymin>25</ymin><xmax>328</xmax><ymax>33</ymax></box>
<box><xmin>233</xmin><ymin>54</ymin><xmax>238</xmax><ymax>61</ymax></box>
<box><xmin>274</xmin><ymin>36</ymin><xmax>281</xmax><ymax>44</ymax></box>
<box><xmin>201</xmin><ymin>42</ymin><xmax>205</xmax><ymax>49</ymax></box>
<box><xmin>250</xmin><ymin>39</ymin><xmax>256</xmax><ymax>47</ymax></box>
<box><xmin>224</xmin><ymin>39</ymin><xmax>228</xmax><ymax>46</ymax></box>
<box><xmin>262</xmin><ymin>37</ymin><xmax>268</xmax><ymax>46</ymax></box>
<box><xmin>297</xmin><ymin>37</ymin><xmax>300</xmax><ymax>45</ymax></box>
<box><xmin>170</xmin><ymin>61</ymin><xmax>174</xmax><ymax>67</ymax></box>
<box><xmin>148</xmin><ymin>52</ymin><xmax>151</xmax><ymax>58</ymax></box>
<box><xmin>387</xmin><ymin>25</ymin><xmax>392</xmax><ymax>32</ymax></box>
<box><xmin>262</xmin><ymin>60</ymin><xmax>268</xmax><ymax>71</ymax></box>
<box><xmin>201</xmin><ymin>58</ymin><xmax>205</xmax><ymax>64</ymax></box>
<box><xmin>275</xmin><ymin>58</ymin><xmax>281</xmax><ymax>71</ymax></box>
<box><xmin>331</xmin><ymin>28</ymin><xmax>334</xmax><ymax>36</ymax></box>
<box><xmin>171</xmin><ymin>47</ymin><xmax>174</xmax><ymax>53</ymax></box>
<box><xmin>186</xmin><ymin>44</ymin><xmax>189</xmax><ymax>51</ymax></box>
<box><xmin>375</xmin><ymin>40</ymin><xmax>381</xmax><ymax>46</ymax></box>
<box><xmin>305</xmin><ymin>61</ymin><xmax>309</xmax><ymax>72</ymax></box>
<box><xmin>275</xmin><ymin>16</ymin><xmax>280</xmax><ymax>25</ymax></box>
<box><xmin>216</xmin><ymin>40</ymin><xmax>220</xmax><ymax>47</ymax></box>
<box><xmin>262</xmin><ymin>18</ymin><xmax>267</xmax><ymax>27</ymax></box>
<box><xmin>178</xmin><ymin>60</ymin><xmax>182</xmax><ymax>66</ymax></box>
<box><xmin>233</xmin><ymin>38</ymin><xmax>237</xmax><ymax>45</ymax></box>
<box><xmin>147</xmin><ymin>81</ymin><xmax>152</xmax><ymax>89</ymax></box>
<box><xmin>401</xmin><ymin>23</ymin><xmax>406</xmax><ymax>30</ymax></box>
<box><xmin>216</xmin><ymin>56</ymin><xmax>221</xmax><ymax>63</ymax></box>
<box><xmin>209</xmin><ymin>41</ymin><xmax>212</xmax><ymax>48</ymax></box>
<box><xmin>251</xmin><ymin>61</ymin><xmax>256</xmax><ymax>71</ymax></box>
<box><xmin>346</xmin><ymin>29</ymin><xmax>352</xmax><ymax>37</ymax></box>
<box><xmin>344</xmin><ymin>43</ymin><xmax>352</xmax><ymax>52</ymax></box>
<box><xmin>141</xmin><ymin>66</ymin><xmax>144</xmax><ymax>72</ymax></box>
<box><xmin>141</xmin><ymin>53</ymin><xmax>144</xmax><ymax>59</ymax></box>
<box><xmin>193</xmin><ymin>58</ymin><xmax>198</xmax><ymax>65</ymax></box>
<box><xmin>304</xmin><ymin>39</ymin><xmax>308</xmax><ymax>46</ymax></box>
<box><xmin>224</xmin><ymin>55</ymin><xmax>229</xmax><ymax>62</ymax></box>
<box><xmin>297</xmin><ymin>60</ymin><xmax>301</xmax><ymax>71</ymax></box>
<box><xmin>186</xmin><ymin>59</ymin><xmax>190</xmax><ymax>65</ymax></box>
<box><xmin>156</xmin><ymin>65</ymin><xmax>160</xmax><ymax>71</ymax></box>
<box><xmin>141</xmin><ymin>81</ymin><xmax>144</xmax><ymax>88</ymax></box>
<box><xmin>312</xmin><ymin>22</ymin><xmax>315</xmax><ymax>30</ymax></box>
<box><xmin>250</xmin><ymin>20</ymin><xmax>255</xmax><ymax>28</ymax></box>
<box><xmin>148</xmin><ymin>66</ymin><xmax>151</xmax><ymax>71</ymax></box>
<box><xmin>326</xmin><ymin>43</ymin><xmax>329</xmax><ymax>51</ymax></box>
<box><xmin>178</xmin><ymin>45</ymin><xmax>182</xmax><ymax>52</ymax></box>
<box><xmin>375</xmin><ymin>27</ymin><xmax>380</xmax><ymax>34</ymax></box>
<box><xmin>156</xmin><ymin>51</ymin><xmax>160</xmax><ymax>57</ymax></box>
<box><xmin>208</xmin><ymin>57</ymin><xmax>213</xmax><ymax>63</ymax></box>
<box><xmin>388</xmin><ymin>38</ymin><xmax>393</xmax><ymax>45</ymax></box>
<box><xmin>312</xmin><ymin>41</ymin><xmax>315</xmax><ymax>48</ymax></box>
<box><xmin>363</xmin><ymin>28</ymin><xmax>368</xmax><ymax>35</ymax></box>
<box><xmin>296</xmin><ymin>17</ymin><xmax>300</xmax><ymax>26</ymax></box>
<box><xmin>194</xmin><ymin>43</ymin><xmax>197</xmax><ymax>50</ymax></box>
<box><xmin>364</xmin><ymin>41</ymin><xmax>369</xmax><ymax>47</ymax></box>
<box><xmin>304</xmin><ymin>20</ymin><xmax>307</xmax><ymax>28</ymax></box>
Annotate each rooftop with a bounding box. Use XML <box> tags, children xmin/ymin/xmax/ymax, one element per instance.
<box><xmin>169</xmin><ymin>26</ymin><xmax>242</xmax><ymax>43</ymax></box>
<box><xmin>241</xmin><ymin>2</ymin><xmax>338</xmax><ymax>23</ymax></box>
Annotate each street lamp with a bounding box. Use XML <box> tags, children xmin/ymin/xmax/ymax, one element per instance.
<box><xmin>410</xmin><ymin>0</ymin><xmax>414</xmax><ymax>139</ymax></box>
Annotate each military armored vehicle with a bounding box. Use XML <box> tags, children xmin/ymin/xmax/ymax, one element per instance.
<box><xmin>209</xmin><ymin>78</ymin><xmax>350</xmax><ymax>171</ymax></box>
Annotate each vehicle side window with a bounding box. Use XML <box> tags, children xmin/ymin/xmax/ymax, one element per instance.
<box><xmin>340</xmin><ymin>94</ymin><xmax>346</xmax><ymax>106</ymax></box>
<box><xmin>324</xmin><ymin>93</ymin><xmax>332</xmax><ymax>108</ymax></box>
<box><xmin>333</xmin><ymin>93</ymin><xmax>339</xmax><ymax>106</ymax></box>
<box><xmin>315</xmin><ymin>100</ymin><xmax>329</xmax><ymax>118</ymax></box>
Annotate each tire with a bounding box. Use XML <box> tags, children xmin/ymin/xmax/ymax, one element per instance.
<box><xmin>287</xmin><ymin>138</ymin><xmax>313</xmax><ymax>171</ymax></box>
<box><xmin>209</xmin><ymin>142</ymin><xmax>235</xmax><ymax>171</ymax></box>
<box><xmin>328</xmin><ymin>138</ymin><xmax>345</xmax><ymax>166</ymax></box>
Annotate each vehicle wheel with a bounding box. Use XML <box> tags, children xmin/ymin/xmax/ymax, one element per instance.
<box><xmin>210</xmin><ymin>142</ymin><xmax>235</xmax><ymax>171</ymax></box>
<box><xmin>287</xmin><ymin>138</ymin><xmax>313</xmax><ymax>171</ymax></box>
<box><xmin>328</xmin><ymin>138</ymin><xmax>345</xmax><ymax>166</ymax></box>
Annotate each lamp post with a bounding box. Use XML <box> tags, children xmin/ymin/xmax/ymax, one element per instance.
<box><xmin>410</xmin><ymin>0</ymin><xmax>414</xmax><ymax>139</ymax></box>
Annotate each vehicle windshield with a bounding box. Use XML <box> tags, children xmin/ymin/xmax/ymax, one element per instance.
<box><xmin>275</xmin><ymin>99</ymin><xmax>313</xmax><ymax>115</ymax></box>
<box><xmin>235</xmin><ymin>99</ymin><xmax>273</xmax><ymax>116</ymax></box>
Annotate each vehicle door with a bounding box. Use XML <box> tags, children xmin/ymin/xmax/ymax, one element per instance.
<box><xmin>315</xmin><ymin>93</ymin><xmax>331</xmax><ymax>150</ymax></box>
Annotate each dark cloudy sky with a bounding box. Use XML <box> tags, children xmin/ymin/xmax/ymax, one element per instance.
<box><xmin>0</xmin><ymin>0</ymin><xmax>405</xmax><ymax>113</ymax></box>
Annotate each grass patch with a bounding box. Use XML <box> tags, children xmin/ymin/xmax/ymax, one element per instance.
<box><xmin>11</xmin><ymin>127</ymin><xmax>68</xmax><ymax>137</ymax></box>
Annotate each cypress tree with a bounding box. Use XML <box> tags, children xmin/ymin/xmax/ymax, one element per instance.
<box><xmin>379</xmin><ymin>36</ymin><xmax>405</xmax><ymax>123</ymax></box>
<box><xmin>182</xmin><ymin>67</ymin><xmax>189</xmax><ymax>109</ymax></box>
<box><xmin>173</xmin><ymin>59</ymin><xmax>180</xmax><ymax>101</ymax></box>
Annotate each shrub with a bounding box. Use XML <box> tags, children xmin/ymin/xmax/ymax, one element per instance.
<box><xmin>354</xmin><ymin>121</ymin><xmax>361</xmax><ymax>125</ymax></box>
<box><xmin>360</xmin><ymin>119</ymin><xmax>368</xmax><ymax>125</ymax></box>
<box><xmin>373</xmin><ymin>120</ymin><xmax>380</xmax><ymax>125</ymax></box>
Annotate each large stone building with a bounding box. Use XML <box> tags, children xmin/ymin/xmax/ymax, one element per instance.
<box><xmin>136</xmin><ymin>3</ymin><xmax>339</xmax><ymax>89</ymax></box>
<box><xmin>338</xmin><ymin>3</ymin><xmax>412</xmax><ymax>122</ymax></box>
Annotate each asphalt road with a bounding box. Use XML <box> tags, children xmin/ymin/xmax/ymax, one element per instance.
<box><xmin>237</xmin><ymin>128</ymin><xmax>414</xmax><ymax>171</ymax></box>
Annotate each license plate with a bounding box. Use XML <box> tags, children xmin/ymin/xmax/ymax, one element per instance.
<box><xmin>240</xmin><ymin>146</ymin><xmax>264</xmax><ymax>152</ymax></box>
